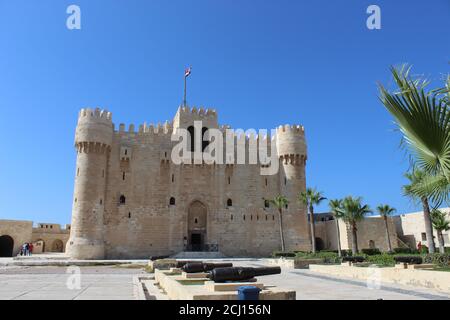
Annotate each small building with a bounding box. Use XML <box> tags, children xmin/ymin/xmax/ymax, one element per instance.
<box><xmin>393</xmin><ymin>208</ymin><xmax>450</xmax><ymax>250</ymax></box>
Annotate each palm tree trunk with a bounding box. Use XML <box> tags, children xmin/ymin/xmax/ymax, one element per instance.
<box><xmin>335</xmin><ymin>218</ymin><xmax>342</xmax><ymax>257</ymax></box>
<box><xmin>383</xmin><ymin>216</ymin><xmax>392</xmax><ymax>252</ymax></box>
<box><xmin>351</xmin><ymin>222</ymin><xmax>358</xmax><ymax>255</ymax></box>
<box><xmin>309</xmin><ymin>205</ymin><xmax>316</xmax><ymax>253</ymax></box>
<box><xmin>438</xmin><ymin>231</ymin><xmax>445</xmax><ymax>254</ymax></box>
<box><xmin>422</xmin><ymin>197</ymin><xmax>436</xmax><ymax>253</ymax></box>
<box><xmin>278</xmin><ymin>208</ymin><xmax>285</xmax><ymax>252</ymax></box>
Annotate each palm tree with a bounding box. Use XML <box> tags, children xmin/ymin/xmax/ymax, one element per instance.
<box><xmin>335</xmin><ymin>196</ymin><xmax>372</xmax><ymax>255</ymax></box>
<box><xmin>269</xmin><ymin>195</ymin><xmax>289</xmax><ymax>252</ymax></box>
<box><xmin>403</xmin><ymin>169</ymin><xmax>436</xmax><ymax>253</ymax></box>
<box><xmin>376</xmin><ymin>204</ymin><xmax>396</xmax><ymax>252</ymax></box>
<box><xmin>378</xmin><ymin>65</ymin><xmax>450</xmax><ymax>205</ymax></box>
<box><xmin>329</xmin><ymin>199</ymin><xmax>343</xmax><ymax>257</ymax></box>
<box><xmin>430</xmin><ymin>209</ymin><xmax>450</xmax><ymax>254</ymax></box>
<box><xmin>299</xmin><ymin>188</ymin><xmax>326</xmax><ymax>253</ymax></box>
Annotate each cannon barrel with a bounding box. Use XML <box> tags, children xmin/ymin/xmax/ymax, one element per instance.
<box><xmin>206</xmin><ymin>266</ymin><xmax>281</xmax><ymax>282</ymax></box>
<box><xmin>175</xmin><ymin>260</ymin><xmax>199</xmax><ymax>268</ymax></box>
<box><xmin>182</xmin><ymin>262</ymin><xmax>233</xmax><ymax>273</ymax></box>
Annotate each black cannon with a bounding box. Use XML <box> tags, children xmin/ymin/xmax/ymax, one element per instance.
<box><xmin>206</xmin><ymin>266</ymin><xmax>281</xmax><ymax>282</ymax></box>
<box><xmin>394</xmin><ymin>256</ymin><xmax>422</xmax><ymax>265</ymax></box>
<box><xmin>175</xmin><ymin>260</ymin><xmax>200</xmax><ymax>268</ymax></box>
<box><xmin>342</xmin><ymin>256</ymin><xmax>366</xmax><ymax>263</ymax></box>
<box><xmin>182</xmin><ymin>262</ymin><xmax>233</xmax><ymax>273</ymax></box>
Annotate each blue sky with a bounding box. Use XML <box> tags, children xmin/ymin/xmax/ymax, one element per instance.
<box><xmin>0</xmin><ymin>1</ymin><xmax>449</xmax><ymax>225</ymax></box>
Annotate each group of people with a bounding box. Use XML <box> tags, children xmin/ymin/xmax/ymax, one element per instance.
<box><xmin>19</xmin><ymin>242</ymin><xmax>33</xmax><ymax>256</ymax></box>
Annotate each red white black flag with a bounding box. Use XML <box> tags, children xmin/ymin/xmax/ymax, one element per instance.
<box><xmin>185</xmin><ymin>67</ymin><xmax>192</xmax><ymax>77</ymax></box>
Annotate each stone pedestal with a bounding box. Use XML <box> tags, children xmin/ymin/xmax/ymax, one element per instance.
<box><xmin>182</xmin><ymin>272</ymin><xmax>209</xmax><ymax>279</ymax></box>
<box><xmin>204</xmin><ymin>280</ymin><xmax>263</xmax><ymax>292</ymax></box>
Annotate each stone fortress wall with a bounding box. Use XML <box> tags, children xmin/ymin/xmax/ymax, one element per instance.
<box><xmin>66</xmin><ymin>106</ymin><xmax>312</xmax><ymax>259</ymax></box>
<box><xmin>0</xmin><ymin>220</ymin><xmax>69</xmax><ymax>256</ymax></box>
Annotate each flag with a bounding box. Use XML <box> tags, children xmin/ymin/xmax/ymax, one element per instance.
<box><xmin>185</xmin><ymin>67</ymin><xmax>191</xmax><ymax>78</ymax></box>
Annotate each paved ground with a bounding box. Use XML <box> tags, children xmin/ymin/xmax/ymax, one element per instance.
<box><xmin>0</xmin><ymin>259</ymin><xmax>449</xmax><ymax>300</ymax></box>
<box><xmin>0</xmin><ymin>266</ymin><xmax>145</xmax><ymax>300</ymax></box>
<box><xmin>241</xmin><ymin>260</ymin><xmax>450</xmax><ymax>300</ymax></box>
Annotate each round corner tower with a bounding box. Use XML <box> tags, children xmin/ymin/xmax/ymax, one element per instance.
<box><xmin>66</xmin><ymin>108</ymin><xmax>113</xmax><ymax>259</ymax></box>
<box><xmin>276</xmin><ymin>124</ymin><xmax>310</xmax><ymax>251</ymax></box>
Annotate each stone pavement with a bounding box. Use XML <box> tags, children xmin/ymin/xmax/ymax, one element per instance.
<box><xmin>0</xmin><ymin>266</ymin><xmax>145</xmax><ymax>300</ymax></box>
<box><xmin>240</xmin><ymin>260</ymin><xmax>450</xmax><ymax>300</ymax></box>
<box><xmin>1</xmin><ymin>260</ymin><xmax>449</xmax><ymax>300</ymax></box>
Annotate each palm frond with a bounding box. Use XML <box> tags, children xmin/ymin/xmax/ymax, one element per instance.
<box><xmin>376</xmin><ymin>204</ymin><xmax>396</xmax><ymax>217</ymax></box>
<box><xmin>378</xmin><ymin>65</ymin><xmax>450</xmax><ymax>181</ymax></box>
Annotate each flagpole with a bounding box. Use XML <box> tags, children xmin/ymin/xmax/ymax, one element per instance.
<box><xmin>183</xmin><ymin>75</ymin><xmax>187</xmax><ymax>107</ymax></box>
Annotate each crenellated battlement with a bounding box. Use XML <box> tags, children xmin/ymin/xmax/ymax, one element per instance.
<box><xmin>75</xmin><ymin>108</ymin><xmax>114</xmax><ymax>149</ymax></box>
<box><xmin>276</xmin><ymin>124</ymin><xmax>305</xmax><ymax>134</ymax></box>
<box><xmin>78</xmin><ymin>108</ymin><xmax>112</xmax><ymax>121</ymax></box>
<box><xmin>178</xmin><ymin>105</ymin><xmax>217</xmax><ymax>117</ymax></box>
<box><xmin>275</xmin><ymin>123</ymin><xmax>307</xmax><ymax>163</ymax></box>
<box><xmin>115</xmin><ymin>120</ymin><xmax>174</xmax><ymax>135</ymax></box>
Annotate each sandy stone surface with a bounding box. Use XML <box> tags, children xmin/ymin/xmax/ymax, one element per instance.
<box><xmin>2</xmin><ymin>260</ymin><xmax>449</xmax><ymax>300</ymax></box>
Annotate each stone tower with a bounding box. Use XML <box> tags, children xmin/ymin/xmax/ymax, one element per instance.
<box><xmin>66</xmin><ymin>108</ymin><xmax>113</xmax><ymax>259</ymax></box>
<box><xmin>276</xmin><ymin>125</ymin><xmax>309</xmax><ymax>250</ymax></box>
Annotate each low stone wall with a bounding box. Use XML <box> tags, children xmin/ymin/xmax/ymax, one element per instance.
<box><xmin>309</xmin><ymin>264</ymin><xmax>450</xmax><ymax>294</ymax></box>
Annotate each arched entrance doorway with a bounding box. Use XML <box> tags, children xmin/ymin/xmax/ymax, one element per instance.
<box><xmin>187</xmin><ymin>201</ymin><xmax>207</xmax><ymax>251</ymax></box>
<box><xmin>0</xmin><ymin>235</ymin><xmax>14</xmax><ymax>257</ymax></box>
<box><xmin>315</xmin><ymin>237</ymin><xmax>325</xmax><ymax>251</ymax></box>
<box><xmin>51</xmin><ymin>239</ymin><xmax>64</xmax><ymax>252</ymax></box>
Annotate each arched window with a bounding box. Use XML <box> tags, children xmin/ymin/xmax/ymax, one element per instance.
<box><xmin>187</xmin><ymin>126</ymin><xmax>195</xmax><ymax>152</ymax></box>
<box><xmin>227</xmin><ymin>198</ymin><xmax>233</xmax><ymax>207</ymax></box>
<box><xmin>169</xmin><ymin>197</ymin><xmax>176</xmax><ymax>206</ymax></box>
<box><xmin>202</xmin><ymin>127</ymin><xmax>209</xmax><ymax>151</ymax></box>
<box><xmin>119</xmin><ymin>195</ymin><xmax>126</xmax><ymax>205</ymax></box>
<box><xmin>187</xmin><ymin>126</ymin><xmax>210</xmax><ymax>152</ymax></box>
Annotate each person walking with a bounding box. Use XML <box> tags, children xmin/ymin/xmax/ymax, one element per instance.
<box><xmin>28</xmin><ymin>242</ymin><xmax>34</xmax><ymax>256</ymax></box>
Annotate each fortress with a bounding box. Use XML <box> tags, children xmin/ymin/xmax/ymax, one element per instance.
<box><xmin>66</xmin><ymin>106</ymin><xmax>311</xmax><ymax>259</ymax></box>
<box><xmin>2</xmin><ymin>107</ymin><xmax>448</xmax><ymax>259</ymax></box>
